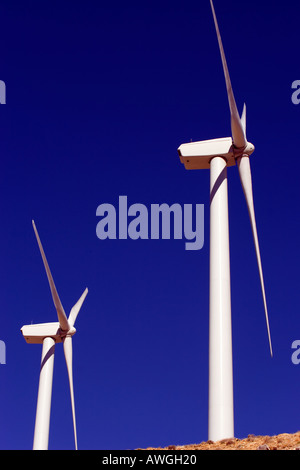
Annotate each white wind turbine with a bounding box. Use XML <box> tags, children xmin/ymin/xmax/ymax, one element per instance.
<box><xmin>178</xmin><ymin>0</ymin><xmax>272</xmax><ymax>442</ymax></box>
<box><xmin>21</xmin><ymin>221</ymin><xmax>88</xmax><ymax>450</ymax></box>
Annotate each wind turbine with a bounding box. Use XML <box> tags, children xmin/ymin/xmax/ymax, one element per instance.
<box><xmin>177</xmin><ymin>0</ymin><xmax>272</xmax><ymax>442</ymax></box>
<box><xmin>21</xmin><ymin>221</ymin><xmax>88</xmax><ymax>450</ymax></box>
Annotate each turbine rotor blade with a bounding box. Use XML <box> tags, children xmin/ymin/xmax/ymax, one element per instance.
<box><xmin>241</xmin><ymin>103</ymin><xmax>247</xmax><ymax>139</ymax></box>
<box><xmin>210</xmin><ymin>0</ymin><xmax>247</xmax><ymax>149</ymax></box>
<box><xmin>32</xmin><ymin>221</ymin><xmax>70</xmax><ymax>332</ymax></box>
<box><xmin>63</xmin><ymin>335</ymin><xmax>78</xmax><ymax>450</ymax></box>
<box><xmin>68</xmin><ymin>288</ymin><xmax>88</xmax><ymax>328</ymax></box>
<box><xmin>237</xmin><ymin>156</ymin><xmax>273</xmax><ymax>357</ymax></box>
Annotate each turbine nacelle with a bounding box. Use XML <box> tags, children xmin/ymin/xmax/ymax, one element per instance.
<box><xmin>178</xmin><ymin>137</ymin><xmax>255</xmax><ymax>170</ymax></box>
<box><xmin>21</xmin><ymin>323</ymin><xmax>76</xmax><ymax>344</ymax></box>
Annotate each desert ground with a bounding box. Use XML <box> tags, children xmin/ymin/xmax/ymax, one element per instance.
<box><xmin>142</xmin><ymin>431</ymin><xmax>300</xmax><ymax>450</ymax></box>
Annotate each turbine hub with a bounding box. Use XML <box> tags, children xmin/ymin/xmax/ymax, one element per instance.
<box><xmin>245</xmin><ymin>142</ymin><xmax>255</xmax><ymax>155</ymax></box>
<box><xmin>68</xmin><ymin>326</ymin><xmax>76</xmax><ymax>336</ymax></box>
<box><xmin>59</xmin><ymin>326</ymin><xmax>76</xmax><ymax>338</ymax></box>
<box><xmin>233</xmin><ymin>141</ymin><xmax>255</xmax><ymax>159</ymax></box>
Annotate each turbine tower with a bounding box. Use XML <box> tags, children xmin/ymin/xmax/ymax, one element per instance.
<box><xmin>177</xmin><ymin>0</ymin><xmax>272</xmax><ymax>442</ymax></box>
<box><xmin>21</xmin><ymin>221</ymin><xmax>88</xmax><ymax>450</ymax></box>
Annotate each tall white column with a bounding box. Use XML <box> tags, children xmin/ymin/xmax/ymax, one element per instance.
<box><xmin>208</xmin><ymin>156</ymin><xmax>234</xmax><ymax>441</ymax></box>
<box><xmin>33</xmin><ymin>337</ymin><xmax>55</xmax><ymax>450</ymax></box>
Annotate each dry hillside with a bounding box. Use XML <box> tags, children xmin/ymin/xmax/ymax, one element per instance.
<box><xmin>142</xmin><ymin>431</ymin><xmax>300</xmax><ymax>450</ymax></box>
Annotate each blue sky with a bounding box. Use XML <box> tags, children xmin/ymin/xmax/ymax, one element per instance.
<box><xmin>1</xmin><ymin>0</ymin><xmax>300</xmax><ymax>450</ymax></box>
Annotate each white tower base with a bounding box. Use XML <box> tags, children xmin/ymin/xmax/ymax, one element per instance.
<box><xmin>208</xmin><ymin>156</ymin><xmax>234</xmax><ymax>442</ymax></box>
<box><xmin>33</xmin><ymin>337</ymin><xmax>55</xmax><ymax>450</ymax></box>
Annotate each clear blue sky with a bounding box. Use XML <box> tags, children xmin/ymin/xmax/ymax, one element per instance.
<box><xmin>0</xmin><ymin>0</ymin><xmax>300</xmax><ymax>450</ymax></box>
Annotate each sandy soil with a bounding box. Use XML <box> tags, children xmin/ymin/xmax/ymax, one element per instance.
<box><xmin>142</xmin><ymin>431</ymin><xmax>300</xmax><ymax>450</ymax></box>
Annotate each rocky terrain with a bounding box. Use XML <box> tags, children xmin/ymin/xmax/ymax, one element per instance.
<box><xmin>143</xmin><ymin>431</ymin><xmax>300</xmax><ymax>450</ymax></box>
